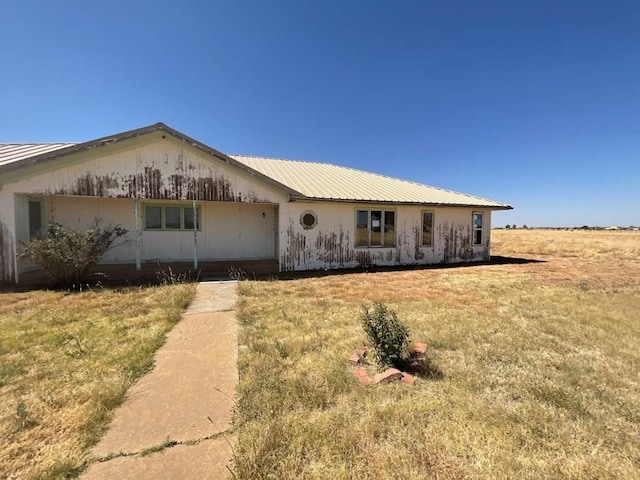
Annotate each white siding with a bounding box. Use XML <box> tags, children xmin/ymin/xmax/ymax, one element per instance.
<box><xmin>5</xmin><ymin>137</ymin><xmax>288</xmax><ymax>204</ymax></box>
<box><xmin>278</xmin><ymin>202</ymin><xmax>491</xmax><ymax>271</ymax></box>
<box><xmin>1</xmin><ymin>137</ymin><xmax>287</xmax><ymax>281</ymax></box>
<box><xmin>24</xmin><ymin>197</ymin><xmax>278</xmax><ymax>267</ymax></box>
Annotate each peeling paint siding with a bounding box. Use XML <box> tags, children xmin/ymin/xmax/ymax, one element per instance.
<box><xmin>48</xmin><ymin>197</ymin><xmax>138</xmax><ymax>264</ymax></box>
<box><xmin>5</xmin><ymin>140</ymin><xmax>288</xmax><ymax>204</ymax></box>
<box><xmin>0</xmin><ymin>190</ymin><xmax>17</xmax><ymax>282</ymax></box>
<box><xmin>46</xmin><ymin>197</ymin><xmax>279</xmax><ymax>264</ymax></box>
<box><xmin>278</xmin><ymin>203</ymin><xmax>492</xmax><ymax>271</ymax></box>
<box><xmin>2</xmin><ymin>139</ymin><xmax>287</xmax><ymax>281</ymax></box>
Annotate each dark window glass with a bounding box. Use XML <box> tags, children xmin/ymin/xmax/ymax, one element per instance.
<box><xmin>28</xmin><ymin>200</ymin><xmax>42</xmax><ymax>239</ymax></box>
<box><xmin>356</xmin><ymin>210</ymin><xmax>369</xmax><ymax>246</ymax></box>
<box><xmin>184</xmin><ymin>207</ymin><xmax>199</xmax><ymax>230</ymax></box>
<box><xmin>145</xmin><ymin>206</ymin><xmax>162</xmax><ymax>229</ymax></box>
<box><xmin>165</xmin><ymin>207</ymin><xmax>181</xmax><ymax>229</ymax></box>
<box><xmin>473</xmin><ymin>213</ymin><xmax>483</xmax><ymax>245</ymax></box>
<box><xmin>302</xmin><ymin>213</ymin><xmax>316</xmax><ymax>228</ymax></box>
<box><xmin>370</xmin><ymin>210</ymin><xmax>382</xmax><ymax>246</ymax></box>
<box><xmin>384</xmin><ymin>211</ymin><xmax>395</xmax><ymax>246</ymax></box>
<box><xmin>422</xmin><ymin>212</ymin><xmax>433</xmax><ymax>246</ymax></box>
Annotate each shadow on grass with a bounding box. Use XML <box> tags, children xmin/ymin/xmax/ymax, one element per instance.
<box><xmin>1</xmin><ymin>255</ymin><xmax>545</xmax><ymax>293</ymax></box>
<box><xmin>397</xmin><ymin>355</ymin><xmax>445</xmax><ymax>381</ymax></box>
<box><xmin>260</xmin><ymin>255</ymin><xmax>545</xmax><ymax>282</ymax></box>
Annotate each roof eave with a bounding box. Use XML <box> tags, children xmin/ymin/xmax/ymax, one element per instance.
<box><xmin>289</xmin><ymin>195</ymin><xmax>513</xmax><ymax>210</ymax></box>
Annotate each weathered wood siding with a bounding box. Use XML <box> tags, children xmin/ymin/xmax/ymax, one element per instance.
<box><xmin>278</xmin><ymin>202</ymin><xmax>491</xmax><ymax>271</ymax></box>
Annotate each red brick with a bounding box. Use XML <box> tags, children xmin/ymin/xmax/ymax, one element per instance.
<box><xmin>400</xmin><ymin>372</ymin><xmax>416</xmax><ymax>385</ymax></box>
<box><xmin>373</xmin><ymin>368</ymin><xmax>403</xmax><ymax>384</ymax></box>
<box><xmin>348</xmin><ymin>351</ymin><xmax>360</xmax><ymax>365</ymax></box>
<box><xmin>354</xmin><ymin>368</ymin><xmax>373</xmax><ymax>384</ymax></box>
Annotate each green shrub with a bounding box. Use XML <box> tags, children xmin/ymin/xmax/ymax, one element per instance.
<box><xmin>361</xmin><ymin>303</ymin><xmax>410</xmax><ymax>368</ymax></box>
<box><xmin>20</xmin><ymin>220</ymin><xmax>127</xmax><ymax>288</ymax></box>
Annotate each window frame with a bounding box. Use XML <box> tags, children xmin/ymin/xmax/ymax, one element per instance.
<box><xmin>355</xmin><ymin>208</ymin><xmax>396</xmax><ymax>248</ymax></box>
<box><xmin>143</xmin><ymin>204</ymin><xmax>201</xmax><ymax>231</ymax></box>
<box><xmin>300</xmin><ymin>210</ymin><xmax>318</xmax><ymax>230</ymax></box>
<box><xmin>421</xmin><ymin>210</ymin><xmax>434</xmax><ymax>247</ymax></box>
<box><xmin>472</xmin><ymin>211</ymin><xmax>484</xmax><ymax>246</ymax></box>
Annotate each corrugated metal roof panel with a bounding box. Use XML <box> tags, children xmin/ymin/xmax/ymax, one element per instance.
<box><xmin>230</xmin><ymin>155</ymin><xmax>511</xmax><ymax>208</ymax></box>
<box><xmin>0</xmin><ymin>143</ymin><xmax>76</xmax><ymax>167</ymax></box>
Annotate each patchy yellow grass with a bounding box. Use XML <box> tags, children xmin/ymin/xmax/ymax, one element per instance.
<box><xmin>234</xmin><ymin>229</ymin><xmax>640</xmax><ymax>479</ymax></box>
<box><xmin>0</xmin><ymin>284</ymin><xmax>196</xmax><ymax>480</ymax></box>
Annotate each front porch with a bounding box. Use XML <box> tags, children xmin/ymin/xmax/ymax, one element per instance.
<box><xmin>14</xmin><ymin>194</ymin><xmax>280</xmax><ymax>283</ymax></box>
<box><xmin>18</xmin><ymin>259</ymin><xmax>279</xmax><ymax>286</ymax></box>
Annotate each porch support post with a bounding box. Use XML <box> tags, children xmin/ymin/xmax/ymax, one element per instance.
<box><xmin>193</xmin><ymin>199</ymin><xmax>198</xmax><ymax>269</ymax></box>
<box><xmin>134</xmin><ymin>199</ymin><xmax>142</xmax><ymax>270</ymax></box>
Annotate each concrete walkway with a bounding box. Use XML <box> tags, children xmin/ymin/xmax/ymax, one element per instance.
<box><xmin>82</xmin><ymin>281</ymin><xmax>238</xmax><ymax>480</ymax></box>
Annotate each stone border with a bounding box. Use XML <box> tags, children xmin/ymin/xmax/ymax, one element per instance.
<box><xmin>348</xmin><ymin>342</ymin><xmax>427</xmax><ymax>385</ymax></box>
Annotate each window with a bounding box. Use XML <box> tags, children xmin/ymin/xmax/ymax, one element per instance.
<box><xmin>184</xmin><ymin>207</ymin><xmax>199</xmax><ymax>230</ymax></box>
<box><xmin>473</xmin><ymin>212</ymin><xmax>484</xmax><ymax>245</ymax></box>
<box><xmin>300</xmin><ymin>210</ymin><xmax>317</xmax><ymax>230</ymax></box>
<box><xmin>144</xmin><ymin>205</ymin><xmax>201</xmax><ymax>230</ymax></box>
<box><xmin>422</xmin><ymin>211</ymin><xmax>434</xmax><ymax>246</ymax></box>
<box><xmin>355</xmin><ymin>209</ymin><xmax>396</xmax><ymax>247</ymax></box>
<box><xmin>165</xmin><ymin>207</ymin><xmax>182</xmax><ymax>229</ymax></box>
<box><xmin>28</xmin><ymin>199</ymin><xmax>43</xmax><ymax>239</ymax></box>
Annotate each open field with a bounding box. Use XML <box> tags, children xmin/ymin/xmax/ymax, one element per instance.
<box><xmin>234</xmin><ymin>229</ymin><xmax>640</xmax><ymax>479</ymax></box>
<box><xmin>0</xmin><ymin>284</ymin><xmax>196</xmax><ymax>480</ymax></box>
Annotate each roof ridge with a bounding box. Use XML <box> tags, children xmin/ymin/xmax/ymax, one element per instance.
<box><xmin>231</xmin><ymin>154</ymin><xmax>504</xmax><ymax>205</ymax></box>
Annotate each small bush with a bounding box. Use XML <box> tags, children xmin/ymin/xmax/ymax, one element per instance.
<box><xmin>20</xmin><ymin>220</ymin><xmax>127</xmax><ymax>288</ymax></box>
<box><xmin>361</xmin><ymin>303</ymin><xmax>410</xmax><ymax>368</ymax></box>
<box><xmin>155</xmin><ymin>266</ymin><xmax>200</xmax><ymax>285</ymax></box>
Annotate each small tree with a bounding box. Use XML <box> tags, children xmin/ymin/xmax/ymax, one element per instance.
<box><xmin>505</xmin><ymin>224</ymin><xmax>511</xmax><ymax>229</ymax></box>
<box><xmin>361</xmin><ymin>303</ymin><xmax>410</xmax><ymax>369</ymax></box>
<box><xmin>20</xmin><ymin>220</ymin><xmax>127</xmax><ymax>288</ymax></box>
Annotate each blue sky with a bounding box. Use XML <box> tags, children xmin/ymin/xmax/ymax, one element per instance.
<box><xmin>1</xmin><ymin>1</ymin><xmax>638</xmax><ymax>227</ymax></box>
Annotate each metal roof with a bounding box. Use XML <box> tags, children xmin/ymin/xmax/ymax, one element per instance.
<box><xmin>0</xmin><ymin>143</ymin><xmax>76</xmax><ymax>167</ymax></box>
<box><xmin>231</xmin><ymin>155</ymin><xmax>511</xmax><ymax>209</ymax></box>
<box><xmin>0</xmin><ymin>124</ymin><xmax>511</xmax><ymax>209</ymax></box>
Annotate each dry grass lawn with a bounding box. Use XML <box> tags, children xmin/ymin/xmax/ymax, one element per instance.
<box><xmin>0</xmin><ymin>283</ymin><xmax>196</xmax><ymax>479</ymax></box>
<box><xmin>234</xmin><ymin>229</ymin><xmax>640</xmax><ymax>479</ymax></box>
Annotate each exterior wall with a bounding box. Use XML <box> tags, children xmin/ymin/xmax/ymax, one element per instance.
<box><xmin>14</xmin><ymin>196</ymin><xmax>278</xmax><ymax>273</ymax></box>
<box><xmin>4</xmin><ymin>136</ymin><xmax>288</xmax><ymax>204</ymax></box>
<box><xmin>140</xmin><ymin>201</ymin><xmax>277</xmax><ymax>262</ymax></box>
<box><xmin>278</xmin><ymin>202</ymin><xmax>492</xmax><ymax>271</ymax></box>
<box><xmin>0</xmin><ymin>190</ymin><xmax>17</xmax><ymax>282</ymax></box>
<box><xmin>0</xmin><ymin>132</ymin><xmax>499</xmax><ymax>282</ymax></box>
<box><xmin>1</xmin><ymin>137</ymin><xmax>287</xmax><ymax>282</ymax></box>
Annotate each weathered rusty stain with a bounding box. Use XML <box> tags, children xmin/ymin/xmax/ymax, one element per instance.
<box><xmin>54</xmin><ymin>173</ymin><xmax>120</xmax><ymax>197</ymax></box>
<box><xmin>184</xmin><ymin>176</ymin><xmax>240</xmax><ymax>202</ymax></box>
<box><xmin>282</xmin><ymin>221</ymin><xmax>309</xmax><ymax>270</ymax></box>
<box><xmin>283</xmin><ymin>220</ymin><xmax>409</xmax><ymax>271</ymax></box>
<box><xmin>315</xmin><ymin>228</ymin><xmax>350</xmax><ymax>266</ymax></box>
<box><xmin>43</xmin><ymin>153</ymin><xmax>272</xmax><ymax>203</ymax></box>
<box><xmin>0</xmin><ymin>221</ymin><xmax>16</xmax><ymax>283</ymax></box>
<box><xmin>413</xmin><ymin>225</ymin><xmax>425</xmax><ymax>261</ymax></box>
<box><xmin>439</xmin><ymin>222</ymin><xmax>474</xmax><ymax>263</ymax></box>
